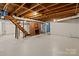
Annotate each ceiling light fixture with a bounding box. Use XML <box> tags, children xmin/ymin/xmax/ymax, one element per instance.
<box><xmin>53</xmin><ymin>19</ymin><xmax>57</xmax><ymax>22</ymax></box>
<box><xmin>32</xmin><ymin>11</ymin><xmax>38</xmax><ymax>16</ymax></box>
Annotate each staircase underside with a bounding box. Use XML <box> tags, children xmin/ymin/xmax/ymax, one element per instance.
<box><xmin>4</xmin><ymin>16</ymin><xmax>28</xmax><ymax>37</ymax></box>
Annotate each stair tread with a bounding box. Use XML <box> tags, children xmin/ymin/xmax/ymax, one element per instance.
<box><xmin>4</xmin><ymin>16</ymin><xmax>28</xmax><ymax>37</ymax></box>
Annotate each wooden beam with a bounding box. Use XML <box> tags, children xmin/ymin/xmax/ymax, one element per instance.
<box><xmin>12</xmin><ymin>3</ymin><xmax>27</xmax><ymax>10</ymax></box>
<box><xmin>25</xmin><ymin>4</ymin><xmax>58</xmax><ymax>19</ymax></box>
<box><xmin>45</xmin><ymin>4</ymin><xmax>76</xmax><ymax>15</ymax></box>
<box><xmin>27</xmin><ymin>13</ymin><xmax>42</xmax><ymax>19</ymax></box>
<box><xmin>36</xmin><ymin>3</ymin><xmax>58</xmax><ymax>12</ymax></box>
<box><xmin>75</xmin><ymin>3</ymin><xmax>78</xmax><ymax>14</ymax></box>
<box><xmin>41</xmin><ymin>3</ymin><xmax>73</xmax><ymax>14</ymax></box>
<box><xmin>17</xmin><ymin>3</ymin><xmax>40</xmax><ymax>16</ymax></box>
<box><xmin>36</xmin><ymin>7</ymin><xmax>79</xmax><ymax>19</ymax></box>
<box><xmin>12</xmin><ymin>3</ymin><xmax>43</xmax><ymax>18</ymax></box>
<box><xmin>13</xmin><ymin>3</ymin><xmax>41</xmax><ymax>18</ymax></box>
<box><xmin>11</xmin><ymin>3</ymin><xmax>25</xmax><ymax>15</ymax></box>
<box><xmin>39</xmin><ymin>4</ymin><xmax>49</xmax><ymax>11</ymax></box>
<box><xmin>45</xmin><ymin>13</ymin><xmax>74</xmax><ymax>20</ymax></box>
<box><xmin>31</xmin><ymin>4</ymin><xmax>74</xmax><ymax>19</ymax></box>
<box><xmin>3</xmin><ymin>3</ymin><xmax>9</xmax><ymax>10</ymax></box>
<box><xmin>27</xmin><ymin>4</ymin><xmax>58</xmax><ymax>19</ymax></box>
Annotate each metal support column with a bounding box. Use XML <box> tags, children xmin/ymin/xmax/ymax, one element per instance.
<box><xmin>15</xmin><ymin>21</ymin><xmax>20</xmax><ymax>39</ymax></box>
<box><xmin>15</xmin><ymin>25</ymin><xmax>19</xmax><ymax>39</ymax></box>
<box><xmin>23</xmin><ymin>21</ymin><xmax>25</xmax><ymax>38</ymax></box>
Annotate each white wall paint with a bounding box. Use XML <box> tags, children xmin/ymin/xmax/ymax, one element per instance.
<box><xmin>50</xmin><ymin>18</ymin><xmax>79</xmax><ymax>56</ymax></box>
<box><xmin>4</xmin><ymin>20</ymin><xmax>15</xmax><ymax>35</ymax></box>
<box><xmin>0</xmin><ymin>19</ymin><xmax>31</xmax><ymax>37</ymax></box>
<box><xmin>0</xmin><ymin>20</ymin><xmax>15</xmax><ymax>35</ymax></box>
<box><xmin>0</xmin><ymin>21</ymin><xmax>2</xmax><ymax>35</ymax></box>
<box><xmin>50</xmin><ymin>18</ymin><xmax>79</xmax><ymax>38</ymax></box>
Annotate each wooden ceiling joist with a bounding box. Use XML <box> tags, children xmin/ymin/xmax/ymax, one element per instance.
<box><xmin>75</xmin><ymin>3</ymin><xmax>78</xmax><ymax>14</ymax></box>
<box><xmin>30</xmin><ymin>4</ymin><xmax>74</xmax><ymax>20</ymax></box>
<box><xmin>25</xmin><ymin>4</ymin><xmax>58</xmax><ymax>19</ymax></box>
<box><xmin>37</xmin><ymin>3</ymin><xmax>58</xmax><ymax>12</ymax></box>
<box><xmin>3</xmin><ymin>3</ymin><xmax>9</xmax><ymax>10</ymax></box>
<box><xmin>31</xmin><ymin>3</ymin><xmax>75</xmax><ymax>20</ymax></box>
<box><xmin>17</xmin><ymin>3</ymin><xmax>40</xmax><ymax>16</ymax></box>
<box><xmin>39</xmin><ymin>4</ymin><xmax>49</xmax><ymax>11</ymax></box>
<box><xmin>45</xmin><ymin>4</ymin><xmax>77</xmax><ymax>15</ymax></box>
<box><xmin>0</xmin><ymin>3</ymin><xmax>78</xmax><ymax>21</ymax></box>
<box><xmin>36</xmin><ymin>7</ymin><xmax>79</xmax><ymax>19</ymax></box>
<box><xmin>41</xmin><ymin>3</ymin><xmax>73</xmax><ymax>14</ymax></box>
<box><xmin>11</xmin><ymin>3</ymin><xmax>25</xmax><ymax>15</ymax></box>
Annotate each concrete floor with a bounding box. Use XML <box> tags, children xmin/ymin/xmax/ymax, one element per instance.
<box><xmin>0</xmin><ymin>34</ymin><xmax>79</xmax><ymax>56</ymax></box>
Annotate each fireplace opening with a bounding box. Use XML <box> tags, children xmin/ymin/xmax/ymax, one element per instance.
<box><xmin>35</xmin><ymin>29</ymin><xmax>39</xmax><ymax>35</ymax></box>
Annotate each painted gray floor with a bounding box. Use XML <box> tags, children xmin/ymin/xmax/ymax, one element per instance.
<box><xmin>0</xmin><ymin>34</ymin><xmax>79</xmax><ymax>56</ymax></box>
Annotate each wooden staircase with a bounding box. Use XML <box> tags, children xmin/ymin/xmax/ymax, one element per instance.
<box><xmin>4</xmin><ymin>16</ymin><xmax>28</xmax><ymax>37</ymax></box>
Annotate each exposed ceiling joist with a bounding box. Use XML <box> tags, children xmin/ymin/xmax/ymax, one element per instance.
<box><xmin>11</xmin><ymin>3</ymin><xmax>26</xmax><ymax>15</ymax></box>
<box><xmin>3</xmin><ymin>3</ymin><xmax>9</xmax><ymax>10</ymax></box>
<box><xmin>41</xmin><ymin>3</ymin><xmax>73</xmax><ymax>14</ymax></box>
<box><xmin>45</xmin><ymin>4</ymin><xmax>76</xmax><ymax>15</ymax></box>
<box><xmin>0</xmin><ymin>3</ymin><xmax>78</xmax><ymax>21</ymax></box>
<box><xmin>36</xmin><ymin>3</ymin><xmax>58</xmax><ymax>12</ymax></box>
<box><xmin>17</xmin><ymin>3</ymin><xmax>40</xmax><ymax>16</ymax></box>
<box><xmin>39</xmin><ymin>4</ymin><xmax>49</xmax><ymax>11</ymax></box>
<box><xmin>75</xmin><ymin>3</ymin><xmax>78</xmax><ymax>14</ymax></box>
<box><xmin>31</xmin><ymin>4</ymin><xmax>74</xmax><ymax>19</ymax></box>
<box><xmin>11</xmin><ymin>3</ymin><xmax>35</xmax><ymax>17</ymax></box>
<box><xmin>37</xmin><ymin>7</ymin><xmax>79</xmax><ymax>19</ymax></box>
<box><xmin>27</xmin><ymin>4</ymin><xmax>58</xmax><ymax>19</ymax></box>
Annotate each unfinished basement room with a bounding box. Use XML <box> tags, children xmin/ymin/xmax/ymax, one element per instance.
<box><xmin>0</xmin><ymin>3</ymin><xmax>79</xmax><ymax>56</ymax></box>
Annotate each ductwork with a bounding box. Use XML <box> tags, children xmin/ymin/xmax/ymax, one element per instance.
<box><xmin>13</xmin><ymin>15</ymin><xmax>45</xmax><ymax>23</ymax></box>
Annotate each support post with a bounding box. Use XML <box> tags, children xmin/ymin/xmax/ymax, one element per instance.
<box><xmin>15</xmin><ymin>25</ymin><xmax>19</xmax><ymax>39</ymax></box>
<box><xmin>23</xmin><ymin>21</ymin><xmax>25</xmax><ymax>38</ymax></box>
